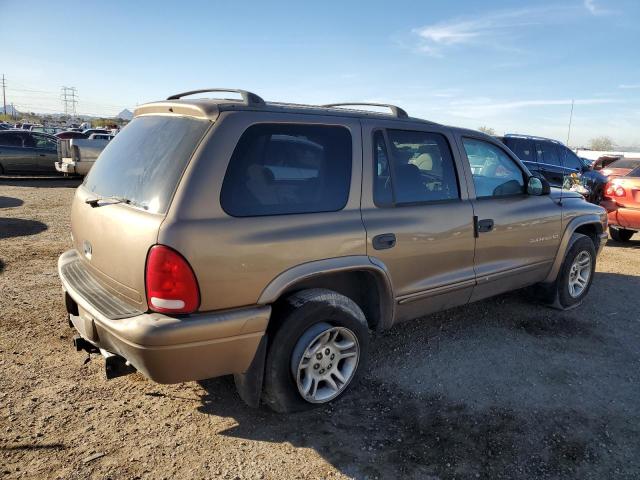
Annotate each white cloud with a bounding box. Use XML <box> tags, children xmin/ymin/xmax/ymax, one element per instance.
<box><xmin>584</xmin><ymin>0</ymin><xmax>613</xmax><ymax>15</ymax></box>
<box><xmin>619</xmin><ymin>84</ymin><xmax>640</xmax><ymax>89</ymax></box>
<box><xmin>412</xmin><ymin>6</ymin><xmax>574</xmax><ymax>56</ymax></box>
<box><xmin>448</xmin><ymin>97</ymin><xmax>619</xmax><ymax>119</ymax></box>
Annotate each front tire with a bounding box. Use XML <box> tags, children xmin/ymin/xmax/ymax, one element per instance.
<box><xmin>263</xmin><ymin>289</ymin><xmax>369</xmax><ymax>413</ymax></box>
<box><xmin>609</xmin><ymin>226</ymin><xmax>634</xmax><ymax>242</ymax></box>
<box><xmin>534</xmin><ymin>234</ymin><xmax>596</xmax><ymax>309</ymax></box>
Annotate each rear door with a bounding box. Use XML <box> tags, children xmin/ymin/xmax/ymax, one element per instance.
<box><xmin>457</xmin><ymin>135</ymin><xmax>562</xmax><ymax>302</ymax></box>
<box><xmin>361</xmin><ymin>121</ymin><xmax>476</xmax><ymax>323</ymax></box>
<box><xmin>72</xmin><ymin>115</ymin><xmax>212</xmax><ymax>310</ymax></box>
<box><xmin>31</xmin><ymin>133</ymin><xmax>59</xmax><ymax>172</ymax></box>
<box><xmin>536</xmin><ymin>141</ymin><xmax>565</xmax><ymax>187</ymax></box>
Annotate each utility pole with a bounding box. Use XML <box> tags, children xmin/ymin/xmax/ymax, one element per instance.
<box><xmin>1</xmin><ymin>74</ymin><xmax>6</xmax><ymax>116</ymax></box>
<box><xmin>566</xmin><ymin>99</ymin><xmax>574</xmax><ymax>147</ymax></box>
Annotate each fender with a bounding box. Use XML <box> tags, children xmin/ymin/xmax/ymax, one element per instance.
<box><xmin>257</xmin><ymin>255</ymin><xmax>395</xmax><ymax>331</ymax></box>
<box><xmin>543</xmin><ymin>214</ymin><xmax>605</xmax><ymax>284</ymax></box>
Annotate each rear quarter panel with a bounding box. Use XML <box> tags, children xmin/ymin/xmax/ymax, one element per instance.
<box><xmin>159</xmin><ymin>111</ymin><xmax>366</xmax><ymax>312</ymax></box>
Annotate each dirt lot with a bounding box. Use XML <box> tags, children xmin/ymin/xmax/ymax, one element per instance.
<box><xmin>1</xmin><ymin>177</ymin><xmax>639</xmax><ymax>479</ymax></box>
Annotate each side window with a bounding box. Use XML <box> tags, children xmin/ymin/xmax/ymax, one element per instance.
<box><xmin>373</xmin><ymin>131</ymin><xmax>393</xmax><ymax>207</ymax></box>
<box><xmin>33</xmin><ymin>134</ymin><xmax>57</xmax><ymax>150</ymax></box>
<box><xmin>221</xmin><ymin>124</ymin><xmax>352</xmax><ymax>217</ymax></box>
<box><xmin>505</xmin><ymin>138</ymin><xmax>534</xmax><ymax>163</ymax></box>
<box><xmin>560</xmin><ymin>147</ymin><xmax>582</xmax><ymax>171</ymax></box>
<box><xmin>540</xmin><ymin>142</ymin><xmax>562</xmax><ymax>166</ymax></box>
<box><xmin>462</xmin><ymin>138</ymin><xmax>525</xmax><ymax>198</ymax></box>
<box><xmin>374</xmin><ymin>129</ymin><xmax>459</xmax><ymax>205</ymax></box>
<box><xmin>22</xmin><ymin>134</ymin><xmax>36</xmax><ymax>148</ymax></box>
<box><xmin>0</xmin><ymin>133</ymin><xmax>22</xmax><ymax>147</ymax></box>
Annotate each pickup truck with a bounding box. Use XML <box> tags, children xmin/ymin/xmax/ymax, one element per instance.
<box><xmin>55</xmin><ymin>134</ymin><xmax>113</xmax><ymax>176</ymax></box>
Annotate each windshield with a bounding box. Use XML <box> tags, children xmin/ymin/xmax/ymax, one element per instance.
<box><xmin>83</xmin><ymin>115</ymin><xmax>209</xmax><ymax>214</ymax></box>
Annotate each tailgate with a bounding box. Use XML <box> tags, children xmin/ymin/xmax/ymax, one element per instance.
<box><xmin>71</xmin><ymin>186</ymin><xmax>164</xmax><ymax>310</ymax></box>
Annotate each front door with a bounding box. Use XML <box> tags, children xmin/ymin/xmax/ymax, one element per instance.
<box><xmin>361</xmin><ymin>122</ymin><xmax>476</xmax><ymax>323</ymax></box>
<box><xmin>457</xmin><ymin>135</ymin><xmax>562</xmax><ymax>302</ymax></box>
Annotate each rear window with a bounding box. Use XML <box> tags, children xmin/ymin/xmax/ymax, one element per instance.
<box><xmin>83</xmin><ymin>116</ymin><xmax>209</xmax><ymax>214</ymax></box>
<box><xmin>221</xmin><ymin>124</ymin><xmax>352</xmax><ymax>217</ymax></box>
<box><xmin>607</xmin><ymin>158</ymin><xmax>640</xmax><ymax>170</ymax></box>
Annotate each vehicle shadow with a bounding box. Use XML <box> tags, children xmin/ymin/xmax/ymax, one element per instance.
<box><xmin>0</xmin><ymin>176</ymin><xmax>82</xmax><ymax>189</ymax></box>
<box><xmin>0</xmin><ymin>217</ymin><xmax>48</xmax><ymax>239</ymax></box>
<box><xmin>0</xmin><ymin>196</ymin><xmax>24</xmax><ymax>208</ymax></box>
<box><xmin>603</xmin><ymin>238</ymin><xmax>640</xmax><ymax>249</ymax></box>
<box><xmin>194</xmin><ymin>271</ymin><xmax>640</xmax><ymax>479</ymax></box>
<box><xmin>0</xmin><ymin>259</ymin><xmax>4</xmax><ymax>273</ymax></box>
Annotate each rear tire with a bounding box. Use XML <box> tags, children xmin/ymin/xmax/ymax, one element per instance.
<box><xmin>609</xmin><ymin>226</ymin><xmax>634</xmax><ymax>242</ymax></box>
<box><xmin>263</xmin><ymin>289</ymin><xmax>369</xmax><ymax>413</ymax></box>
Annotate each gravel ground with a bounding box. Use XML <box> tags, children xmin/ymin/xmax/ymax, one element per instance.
<box><xmin>1</xmin><ymin>177</ymin><xmax>639</xmax><ymax>479</ymax></box>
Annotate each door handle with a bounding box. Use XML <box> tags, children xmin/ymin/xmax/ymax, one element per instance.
<box><xmin>372</xmin><ymin>233</ymin><xmax>396</xmax><ymax>250</ymax></box>
<box><xmin>39</xmin><ymin>154</ymin><xmax>46</xmax><ymax>157</ymax></box>
<box><xmin>477</xmin><ymin>219</ymin><xmax>494</xmax><ymax>233</ymax></box>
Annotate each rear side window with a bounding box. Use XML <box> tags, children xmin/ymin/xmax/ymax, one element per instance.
<box><xmin>505</xmin><ymin>138</ymin><xmax>534</xmax><ymax>163</ymax></box>
<box><xmin>374</xmin><ymin>129</ymin><xmax>459</xmax><ymax>206</ymax></box>
<box><xmin>221</xmin><ymin>124</ymin><xmax>352</xmax><ymax>217</ymax></box>
<box><xmin>540</xmin><ymin>142</ymin><xmax>562</xmax><ymax>166</ymax></box>
<box><xmin>84</xmin><ymin>116</ymin><xmax>209</xmax><ymax>214</ymax></box>
<box><xmin>0</xmin><ymin>133</ymin><xmax>22</xmax><ymax>146</ymax></box>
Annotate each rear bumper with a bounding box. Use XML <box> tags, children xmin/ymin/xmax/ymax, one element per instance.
<box><xmin>607</xmin><ymin>207</ymin><xmax>640</xmax><ymax>231</ymax></box>
<box><xmin>55</xmin><ymin>161</ymin><xmax>76</xmax><ymax>174</ymax></box>
<box><xmin>58</xmin><ymin>250</ymin><xmax>270</xmax><ymax>383</ymax></box>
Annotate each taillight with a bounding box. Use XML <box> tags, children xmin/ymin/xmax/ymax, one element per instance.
<box><xmin>605</xmin><ymin>183</ymin><xmax>626</xmax><ymax>198</ymax></box>
<box><xmin>145</xmin><ymin>245</ymin><xmax>200</xmax><ymax>314</ymax></box>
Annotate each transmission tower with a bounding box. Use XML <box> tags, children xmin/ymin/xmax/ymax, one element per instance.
<box><xmin>60</xmin><ymin>86</ymin><xmax>78</xmax><ymax>118</ymax></box>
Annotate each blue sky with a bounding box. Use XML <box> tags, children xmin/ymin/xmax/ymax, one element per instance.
<box><xmin>1</xmin><ymin>0</ymin><xmax>639</xmax><ymax>146</ymax></box>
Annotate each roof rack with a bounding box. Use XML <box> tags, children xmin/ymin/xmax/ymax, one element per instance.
<box><xmin>166</xmin><ymin>88</ymin><xmax>265</xmax><ymax>106</ymax></box>
<box><xmin>504</xmin><ymin>133</ymin><xmax>564</xmax><ymax>145</ymax></box>
<box><xmin>321</xmin><ymin>103</ymin><xmax>409</xmax><ymax>119</ymax></box>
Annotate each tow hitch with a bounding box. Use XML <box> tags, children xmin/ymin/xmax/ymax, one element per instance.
<box><xmin>102</xmin><ymin>349</ymin><xmax>136</xmax><ymax>379</ymax></box>
<box><xmin>72</xmin><ymin>336</ymin><xmax>136</xmax><ymax>379</ymax></box>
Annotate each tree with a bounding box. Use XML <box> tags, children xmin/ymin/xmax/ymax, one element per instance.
<box><xmin>589</xmin><ymin>136</ymin><xmax>614</xmax><ymax>151</ymax></box>
<box><xmin>478</xmin><ymin>126</ymin><xmax>496</xmax><ymax>135</ymax></box>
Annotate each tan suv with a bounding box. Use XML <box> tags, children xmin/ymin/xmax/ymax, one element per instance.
<box><xmin>58</xmin><ymin>89</ymin><xmax>608</xmax><ymax>412</ymax></box>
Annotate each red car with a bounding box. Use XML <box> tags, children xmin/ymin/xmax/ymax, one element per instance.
<box><xmin>601</xmin><ymin>159</ymin><xmax>640</xmax><ymax>242</ymax></box>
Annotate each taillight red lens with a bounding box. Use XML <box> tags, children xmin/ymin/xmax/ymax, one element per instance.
<box><xmin>145</xmin><ymin>245</ymin><xmax>200</xmax><ymax>314</ymax></box>
<box><xmin>614</xmin><ymin>186</ymin><xmax>626</xmax><ymax>197</ymax></box>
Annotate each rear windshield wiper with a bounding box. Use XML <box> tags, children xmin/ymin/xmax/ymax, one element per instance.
<box><xmin>85</xmin><ymin>195</ymin><xmax>147</xmax><ymax>209</ymax></box>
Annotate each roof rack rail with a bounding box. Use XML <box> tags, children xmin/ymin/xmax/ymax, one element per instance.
<box><xmin>166</xmin><ymin>88</ymin><xmax>265</xmax><ymax>106</ymax></box>
<box><xmin>322</xmin><ymin>103</ymin><xmax>408</xmax><ymax>119</ymax></box>
<box><xmin>504</xmin><ymin>133</ymin><xmax>564</xmax><ymax>145</ymax></box>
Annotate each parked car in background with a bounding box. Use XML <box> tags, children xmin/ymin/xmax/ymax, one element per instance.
<box><xmin>30</xmin><ymin>125</ymin><xmax>66</xmax><ymax>135</ymax></box>
<box><xmin>55</xmin><ymin>131</ymin><xmax>89</xmax><ymax>140</ymax></box>
<box><xmin>88</xmin><ymin>133</ymin><xmax>115</xmax><ymax>140</ymax></box>
<box><xmin>58</xmin><ymin>88</ymin><xmax>607</xmax><ymax>412</ymax></box>
<box><xmin>601</xmin><ymin>162</ymin><xmax>640</xmax><ymax>241</ymax></box>
<box><xmin>0</xmin><ymin>123</ymin><xmax>11</xmax><ymax>130</ymax></box>
<box><xmin>496</xmin><ymin>134</ymin><xmax>607</xmax><ymax>204</ymax></box>
<box><xmin>55</xmin><ymin>135</ymin><xmax>111</xmax><ymax>176</ymax></box>
<box><xmin>0</xmin><ymin>130</ymin><xmax>58</xmax><ymax>174</ymax></box>
<box><xmin>81</xmin><ymin>128</ymin><xmax>111</xmax><ymax>137</ymax></box>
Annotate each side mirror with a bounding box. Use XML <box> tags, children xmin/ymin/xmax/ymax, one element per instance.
<box><xmin>527</xmin><ymin>175</ymin><xmax>551</xmax><ymax>196</ymax></box>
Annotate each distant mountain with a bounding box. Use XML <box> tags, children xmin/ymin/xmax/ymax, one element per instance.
<box><xmin>117</xmin><ymin>109</ymin><xmax>133</xmax><ymax>120</ymax></box>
